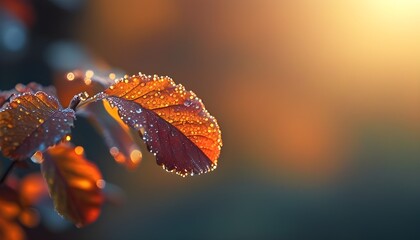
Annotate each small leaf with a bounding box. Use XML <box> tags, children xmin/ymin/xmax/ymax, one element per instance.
<box><xmin>41</xmin><ymin>143</ymin><xmax>104</xmax><ymax>227</ymax></box>
<box><xmin>0</xmin><ymin>92</ymin><xmax>75</xmax><ymax>160</ymax></box>
<box><xmin>97</xmin><ymin>73</ymin><xmax>222</xmax><ymax>176</ymax></box>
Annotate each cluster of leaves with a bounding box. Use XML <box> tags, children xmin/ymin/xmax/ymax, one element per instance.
<box><xmin>0</xmin><ymin>71</ymin><xmax>222</xmax><ymax>237</ymax></box>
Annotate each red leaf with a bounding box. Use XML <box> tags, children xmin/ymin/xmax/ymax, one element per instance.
<box><xmin>0</xmin><ymin>92</ymin><xmax>75</xmax><ymax>160</ymax></box>
<box><xmin>41</xmin><ymin>143</ymin><xmax>104</xmax><ymax>227</ymax></box>
<box><xmin>97</xmin><ymin>73</ymin><xmax>222</xmax><ymax>176</ymax></box>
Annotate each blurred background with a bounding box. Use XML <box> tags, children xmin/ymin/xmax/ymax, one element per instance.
<box><xmin>1</xmin><ymin>0</ymin><xmax>420</xmax><ymax>239</ymax></box>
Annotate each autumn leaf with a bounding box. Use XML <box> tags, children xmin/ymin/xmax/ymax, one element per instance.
<box><xmin>0</xmin><ymin>83</ymin><xmax>56</xmax><ymax>108</ymax></box>
<box><xmin>95</xmin><ymin>73</ymin><xmax>222</xmax><ymax>176</ymax></box>
<box><xmin>41</xmin><ymin>143</ymin><xmax>104</xmax><ymax>227</ymax></box>
<box><xmin>82</xmin><ymin>101</ymin><xmax>143</xmax><ymax>168</ymax></box>
<box><xmin>55</xmin><ymin>70</ymin><xmax>143</xmax><ymax>169</ymax></box>
<box><xmin>0</xmin><ymin>92</ymin><xmax>75</xmax><ymax>160</ymax></box>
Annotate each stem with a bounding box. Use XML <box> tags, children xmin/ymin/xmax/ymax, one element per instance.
<box><xmin>75</xmin><ymin>92</ymin><xmax>106</xmax><ymax>110</ymax></box>
<box><xmin>68</xmin><ymin>92</ymin><xmax>96</xmax><ymax>111</ymax></box>
<box><xmin>75</xmin><ymin>96</ymin><xmax>96</xmax><ymax>109</ymax></box>
<box><xmin>0</xmin><ymin>161</ymin><xmax>17</xmax><ymax>185</ymax></box>
<box><xmin>68</xmin><ymin>94</ymin><xmax>81</xmax><ymax>111</ymax></box>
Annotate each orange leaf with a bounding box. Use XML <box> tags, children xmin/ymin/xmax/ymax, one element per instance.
<box><xmin>97</xmin><ymin>73</ymin><xmax>222</xmax><ymax>176</ymax></box>
<box><xmin>0</xmin><ymin>92</ymin><xmax>75</xmax><ymax>160</ymax></box>
<box><xmin>41</xmin><ymin>143</ymin><xmax>104</xmax><ymax>227</ymax></box>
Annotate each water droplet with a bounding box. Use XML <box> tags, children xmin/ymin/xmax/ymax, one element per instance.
<box><xmin>85</xmin><ymin>70</ymin><xmax>94</xmax><ymax>78</ymax></box>
<box><xmin>10</xmin><ymin>102</ymin><xmax>18</xmax><ymax>108</ymax></box>
<box><xmin>96</xmin><ymin>179</ymin><xmax>106</xmax><ymax>189</ymax></box>
<box><xmin>130</xmin><ymin>149</ymin><xmax>142</xmax><ymax>163</ymax></box>
<box><xmin>184</xmin><ymin>100</ymin><xmax>193</xmax><ymax>107</ymax></box>
<box><xmin>66</xmin><ymin>72</ymin><xmax>75</xmax><ymax>81</ymax></box>
<box><xmin>74</xmin><ymin>146</ymin><xmax>84</xmax><ymax>155</ymax></box>
<box><xmin>31</xmin><ymin>151</ymin><xmax>44</xmax><ymax>164</ymax></box>
<box><xmin>110</xmin><ymin>147</ymin><xmax>119</xmax><ymax>156</ymax></box>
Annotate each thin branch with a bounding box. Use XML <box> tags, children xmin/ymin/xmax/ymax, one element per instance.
<box><xmin>75</xmin><ymin>92</ymin><xmax>106</xmax><ymax>110</ymax></box>
<box><xmin>0</xmin><ymin>160</ymin><xmax>17</xmax><ymax>185</ymax></box>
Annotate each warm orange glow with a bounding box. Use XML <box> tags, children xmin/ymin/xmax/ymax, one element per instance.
<box><xmin>74</xmin><ymin>146</ymin><xmax>84</xmax><ymax>155</ymax></box>
<box><xmin>18</xmin><ymin>208</ymin><xmax>40</xmax><ymax>228</ymax></box>
<box><xmin>84</xmin><ymin>78</ymin><xmax>92</xmax><ymax>85</ymax></box>
<box><xmin>71</xmin><ymin>179</ymin><xmax>93</xmax><ymax>190</ymax></box>
<box><xmin>129</xmin><ymin>149</ymin><xmax>142</xmax><ymax>163</ymax></box>
<box><xmin>96</xmin><ymin>179</ymin><xmax>106</xmax><ymax>189</ymax></box>
<box><xmin>19</xmin><ymin>173</ymin><xmax>48</xmax><ymax>206</ymax></box>
<box><xmin>85</xmin><ymin>70</ymin><xmax>94</xmax><ymax>78</ymax></box>
<box><xmin>109</xmin><ymin>146</ymin><xmax>125</xmax><ymax>163</ymax></box>
<box><xmin>66</xmin><ymin>72</ymin><xmax>75</xmax><ymax>81</ymax></box>
<box><xmin>0</xmin><ymin>217</ymin><xmax>25</xmax><ymax>240</ymax></box>
<box><xmin>0</xmin><ymin>200</ymin><xmax>20</xmax><ymax>219</ymax></box>
<box><xmin>65</xmin><ymin>135</ymin><xmax>71</xmax><ymax>141</ymax></box>
<box><xmin>366</xmin><ymin>0</ymin><xmax>420</xmax><ymax>22</ymax></box>
<box><xmin>103</xmin><ymin>100</ymin><xmax>129</xmax><ymax>131</ymax></box>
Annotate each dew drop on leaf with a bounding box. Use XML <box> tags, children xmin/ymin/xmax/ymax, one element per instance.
<box><xmin>96</xmin><ymin>73</ymin><xmax>222</xmax><ymax>176</ymax></box>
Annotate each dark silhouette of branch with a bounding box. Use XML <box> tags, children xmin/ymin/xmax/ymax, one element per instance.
<box><xmin>0</xmin><ymin>160</ymin><xmax>17</xmax><ymax>185</ymax></box>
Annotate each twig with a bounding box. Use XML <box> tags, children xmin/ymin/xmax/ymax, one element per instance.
<box><xmin>0</xmin><ymin>160</ymin><xmax>17</xmax><ymax>185</ymax></box>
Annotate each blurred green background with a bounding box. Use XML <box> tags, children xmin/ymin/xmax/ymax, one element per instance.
<box><xmin>1</xmin><ymin>0</ymin><xmax>420</xmax><ymax>239</ymax></box>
